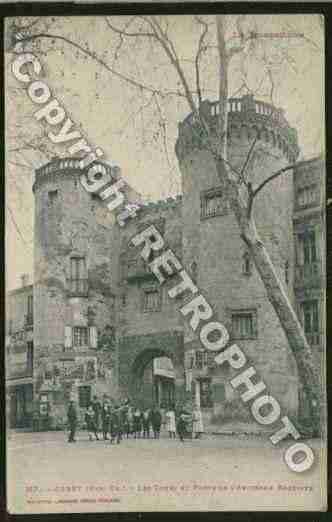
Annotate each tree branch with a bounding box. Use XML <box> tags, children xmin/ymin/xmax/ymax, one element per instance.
<box><xmin>246</xmin><ymin>158</ymin><xmax>319</xmax><ymax>218</ymax></box>
<box><xmin>11</xmin><ymin>31</ymin><xmax>179</xmax><ymax>97</ymax></box>
<box><xmin>105</xmin><ymin>17</ymin><xmax>154</xmax><ymax>39</ymax></box>
<box><xmin>194</xmin><ymin>16</ymin><xmax>209</xmax><ymax>107</ymax></box>
<box><xmin>149</xmin><ymin>17</ymin><xmax>198</xmax><ymax>116</ymax></box>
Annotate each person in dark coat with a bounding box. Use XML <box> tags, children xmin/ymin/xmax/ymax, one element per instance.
<box><xmin>120</xmin><ymin>404</ymin><xmax>130</xmax><ymax>438</ymax></box>
<box><xmin>124</xmin><ymin>406</ymin><xmax>133</xmax><ymax>438</ymax></box>
<box><xmin>150</xmin><ymin>407</ymin><xmax>162</xmax><ymax>439</ymax></box>
<box><xmin>101</xmin><ymin>401</ymin><xmax>111</xmax><ymax>440</ymax></box>
<box><xmin>142</xmin><ymin>409</ymin><xmax>151</xmax><ymax>438</ymax></box>
<box><xmin>177</xmin><ymin>410</ymin><xmax>191</xmax><ymax>442</ymax></box>
<box><xmin>91</xmin><ymin>396</ymin><xmax>102</xmax><ymax>436</ymax></box>
<box><xmin>110</xmin><ymin>406</ymin><xmax>122</xmax><ymax>444</ymax></box>
<box><xmin>67</xmin><ymin>400</ymin><xmax>77</xmax><ymax>443</ymax></box>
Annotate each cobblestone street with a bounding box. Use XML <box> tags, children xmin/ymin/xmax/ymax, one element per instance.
<box><xmin>7</xmin><ymin>430</ymin><xmax>326</xmax><ymax>513</ymax></box>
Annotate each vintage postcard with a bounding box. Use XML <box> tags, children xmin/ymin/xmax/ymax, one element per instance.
<box><xmin>5</xmin><ymin>12</ymin><xmax>327</xmax><ymax>513</ymax></box>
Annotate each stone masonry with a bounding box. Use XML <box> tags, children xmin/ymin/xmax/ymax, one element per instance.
<box><xmin>6</xmin><ymin>95</ymin><xmax>325</xmax><ymax>433</ymax></box>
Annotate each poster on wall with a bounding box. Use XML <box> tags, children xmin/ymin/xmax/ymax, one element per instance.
<box><xmin>4</xmin><ymin>5</ymin><xmax>327</xmax><ymax>515</ymax></box>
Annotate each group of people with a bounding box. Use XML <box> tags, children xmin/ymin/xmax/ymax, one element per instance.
<box><xmin>67</xmin><ymin>395</ymin><xmax>204</xmax><ymax>444</ymax></box>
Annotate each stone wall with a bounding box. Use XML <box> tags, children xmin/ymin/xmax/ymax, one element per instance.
<box><xmin>33</xmin><ymin>160</ymin><xmax>118</xmax><ymax>423</ymax></box>
<box><xmin>116</xmin><ymin>199</ymin><xmax>185</xmax><ymax>407</ymax></box>
<box><xmin>176</xmin><ymin>95</ymin><xmax>300</xmax><ymax>426</ymax></box>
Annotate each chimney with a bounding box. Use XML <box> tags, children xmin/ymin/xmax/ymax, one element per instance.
<box><xmin>21</xmin><ymin>274</ymin><xmax>29</xmax><ymax>287</ymax></box>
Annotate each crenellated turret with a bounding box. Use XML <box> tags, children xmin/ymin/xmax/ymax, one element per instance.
<box><xmin>176</xmin><ymin>95</ymin><xmax>300</xmax><ymax>427</ymax></box>
<box><xmin>176</xmin><ymin>94</ymin><xmax>299</xmax><ymax>163</ymax></box>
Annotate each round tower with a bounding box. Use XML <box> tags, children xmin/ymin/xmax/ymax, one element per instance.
<box><xmin>176</xmin><ymin>94</ymin><xmax>300</xmax><ymax>430</ymax></box>
<box><xmin>33</xmin><ymin>158</ymin><xmax>117</xmax><ymax>426</ymax></box>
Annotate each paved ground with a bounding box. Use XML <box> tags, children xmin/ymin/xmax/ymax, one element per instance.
<box><xmin>6</xmin><ymin>430</ymin><xmax>327</xmax><ymax>513</ymax></box>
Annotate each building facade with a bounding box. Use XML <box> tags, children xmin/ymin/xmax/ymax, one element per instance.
<box><xmin>6</xmin><ymin>95</ymin><xmax>325</xmax><ymax>432</ymax></box>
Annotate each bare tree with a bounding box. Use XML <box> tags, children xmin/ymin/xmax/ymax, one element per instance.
<box><xmin>7</xmin><ymin>15</ymin><xmax>324</xmax><ymax>429</ymax></box>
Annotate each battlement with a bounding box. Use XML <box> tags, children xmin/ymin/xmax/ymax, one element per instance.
<box><xmin>33</xmin><ymin>157</ymin><xmax>116</xmax><ymax>192</ymax></box>
<box><xmin>176</xmin><ymin>94</ymin><xmax>300</xmax><ymax>163</ymax></box>
<box><xmin>137</xmin><ymin>195</ymin><xmax>182</xmax><ymax>217</ymax></box>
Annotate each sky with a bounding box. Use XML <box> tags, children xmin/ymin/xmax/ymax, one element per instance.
<box><xmin>5</xmin><ymin>14</ymin><xmax>325</xmax><ymax>291</ymax></box>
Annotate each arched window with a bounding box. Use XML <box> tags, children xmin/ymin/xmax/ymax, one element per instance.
<box><xmin>242</xmin><ymin>252</ymin><xmax>251</xmax><ymax>276</ymax></box>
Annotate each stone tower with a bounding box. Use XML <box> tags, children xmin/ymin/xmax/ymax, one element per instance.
<box><xmin>176</xmin><ymin>94</ymin><xmax>301</xmax><ymax>428</ymax></box>
<box><xmin>32</xmin><ymin>158</ymin><xmax>118</xmax><ymax>424</ymax></box>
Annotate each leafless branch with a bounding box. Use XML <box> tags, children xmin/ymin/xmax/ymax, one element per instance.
<box><xmin>105</xmin><ymin>17</ymin><xmax>154</xmax><ymax>39</ymax></box>
<box><xmin>246</xmin><ymin>159</ymin><xmax>318</xmax><ymax>218</ymax></box>
<box><xmin>11</xmin><ymin>31</ymin><xmax>182</xmax><ymax>98</ymax></box>
<box><xmin>148</xmin><ymin>17</ymin><xmax>198</xmax><ymax>116</ymax></box>
<box><xmin>6</xmin><ymin>205</ymin><xmax>32</xmax><ymax>248</ymax></box>
<box><xmin>194</xmin><ymin>16</ymin><xmax>209</xmax><ymax>107</ymax></box>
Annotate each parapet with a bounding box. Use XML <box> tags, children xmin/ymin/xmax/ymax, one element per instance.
<box><xmin>137</xmin><ymin>195</ymin><xmax>182</xmax><ymax>218</ymax></box>
<box><xmin>32</xmin><ymin>157</ymin><xmax>116</xmax><ymax>192</ymax></box>
<box><xmin>175</xmin><ymin>94</ymin><xmax>300</xmax><ymax>163</ymax></box>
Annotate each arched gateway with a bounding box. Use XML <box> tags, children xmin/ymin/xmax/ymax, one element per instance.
<box><xmin>118</xmin><ymin>331</ymin><xmax>185</xmax><ymax>408</ymax></box>
<box><xmin>131</xmin><ymin>349</ymin><xmax>175</xmax><ymax>408</ymax></box>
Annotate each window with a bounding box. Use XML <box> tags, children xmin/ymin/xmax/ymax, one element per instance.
<box><xmin>48</xmin><ymin>190</ymin><xmax>58</xmax><ymax>205</ymax></box>
<box><xmin>242</xmin><ymin>252</ymin><xmax>251</xmax><ymax>275</ymax></box>
<box><xmin>297</xmin><ymin>185</ymin><xmax>318</xmax><ymax>208</ymax></box>
<box><xmin>27</xmin><ymin>341</ymin><xmax>33</xmax><ymax>372</ymax></box>
<box><xmin>232</xmin><ymin>310</ymin><xmax>257</xmax><ymax>339</ymax></box>
<box><xmin>186</xmin><ymin>350</ymin><xmax>195</xmax><ymax>370</ymax></box>
<box><xmin>26</xmin><ymin>295</ymin><xmax>33</xmax><ymax>325</ymax></box>
<box><xmin>121</xmin><ymin>294</ymin><xmax>127</xmax><ymax>307</ymax></box>
<box><xmin>199</xmin><ymin>379</ymin><xmax>213</xmax><ymax>408</ymax></box>
<box><xmin>185</xmin><ymin>349</ymin><xmax>208</xmax><ymax>370</ymax></box>
<box><xmin>201</xmin><ymin>187</ymin><xmax>228</xmax><ymax>219</ymax></box>
<box><xmin>302</xmin><ymin>301</ymin><xmax>319</xmax><ymax>334</ymax></box>
<box><xmin>195</xmin><ymin>350</ymin><xmax>208</xmax><ymax>370</ymax></box>
<box><xmin>70</xmin><ymin>257</ymin><xmax>88</xmax><ymax>295</ymax></box>
<box><xmin>299</xmin><ymin>231</ymin><xmax>317</xmax><ymax>265</ymax></box>
<box><xmin>78</xmin><ymin>386</ymin><xmax>91</xmax><ymax>408</ymax></box>
<box><xmin>143</xmin><ymin>288</ymin><xmax>161</xmax><ymax>312</ymax></box>
<box><xmin>73</xmin><ymin>327</ymin><xmax>89</xmax><ymax>347</ymax></box>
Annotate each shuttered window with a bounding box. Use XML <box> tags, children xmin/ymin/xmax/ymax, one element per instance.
<box><xmin>70</xmin><ymin>257</ymin><xmax>88</xmax><ymax>296</ymax></box>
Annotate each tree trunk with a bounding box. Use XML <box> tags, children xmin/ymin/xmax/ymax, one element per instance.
<box><xmin>241</xmin><ymin>217</ymin><xmax>321</xmax><ymax>431</ymax></box>
<box><xmin>214</xmin><ymin>16</ymin><xmax>321</xmax><ymax>432</ymax></box>
<box><xmin>216</xmin><ymin>161</ymin><xmax>321</xmax><ymax>429</ymax></box>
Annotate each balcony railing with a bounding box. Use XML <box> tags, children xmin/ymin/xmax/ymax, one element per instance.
<box><xmin>294</xmin><ymin>262</ymin><xmax>322</xmax><ymax>288</ymax></box>
<box><xmin>69</xmin><ymin>279</ymin><xmax>89</xmax><ymax>297</ymax></box>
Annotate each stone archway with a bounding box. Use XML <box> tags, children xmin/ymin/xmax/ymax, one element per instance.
<box><xmin>131</xmin><ymin>348</ymin><xmax>175</xmax><ymax>409</ymax></box>
<box><xmin>119</xmin><ymin>330</ymin><xmax>185</xmax><ymax>408</ymax></box>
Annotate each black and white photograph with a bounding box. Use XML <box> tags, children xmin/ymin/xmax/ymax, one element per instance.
<box><xmin>4</xmin><ymin>10</ymin><xmax>327</xmax><ymax>512</ymax></box>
